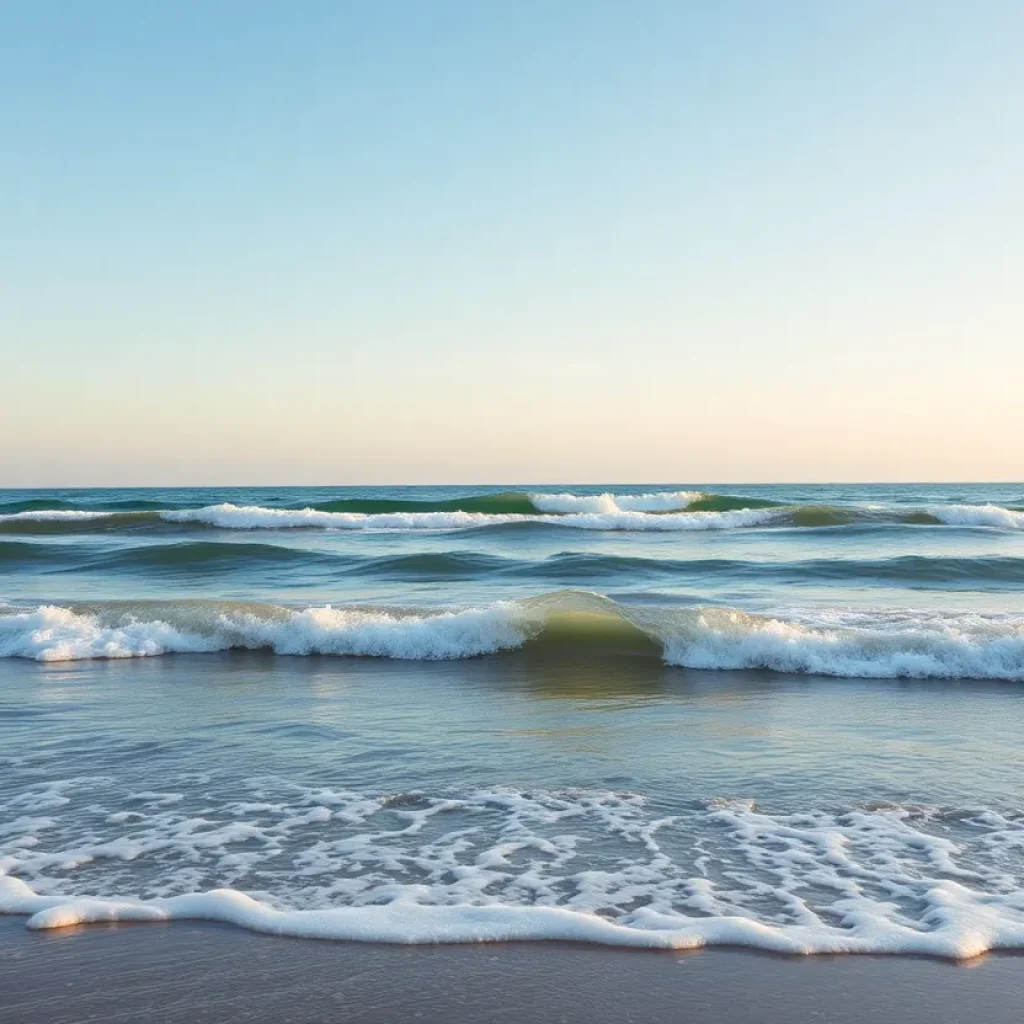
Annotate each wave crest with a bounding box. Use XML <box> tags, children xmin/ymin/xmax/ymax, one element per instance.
<box><xmin>159</xmin><ymin>502</ymin><xmax>782</xmax><ymax>532</ymax></box>
<box><xmin>4</xmin><ymin>593</ymin><xmax>1024</xmax><ymax>680</ymax></box>
<box><xmin>0</xmin><ymin>601</ymin><xmax>526</xmax><ymax>662</ymax></box>
<box><xmin>4</xmin><ymin>494</ymin><xmax>1024</xmax><ymax>533</ymax></box>
<box><xmin>927</xmin><ymin>504</ymin><xmax>1024</xmax><ymax>529</ymax></box>
<box><xmin>530</xmin><ymin>490</ymin><xmax>702</xmax><ymax>513</ymax></box>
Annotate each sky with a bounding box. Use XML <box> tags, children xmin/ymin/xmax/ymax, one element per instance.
<box><xmin>2</xmin><ymin>1</ymin><xmax>1022</xmax><ymax>486</ymax></box>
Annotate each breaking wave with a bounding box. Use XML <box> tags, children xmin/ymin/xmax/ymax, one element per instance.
<box><xmin>160</xmin><ymin>503</ymin><xmax>782</xmax><ymax>532</ymax></box>
<box><xmin>0</xmin><ymin>511</ymin><xmax>164</xmax><ymax>536</ymax></box>
<box><xmin>529</xmin><ymin>490</ymin><xmax>702</xmax><ymax>513</ymax></box>
<box><xmin>3</xmin><ymin>491</ymin><xmax>1023</xmax><ymax>534</ymax></box>
<box><xmin>4</xmin><ymin>592</ymin><xmax>1024</xmax><ymax>680</ymax></box>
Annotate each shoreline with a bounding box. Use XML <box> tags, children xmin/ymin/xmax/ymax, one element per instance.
<box><xmin>2</xmin><ymin>918</ymin><xmax>1023</xmax><ymax>1023</ymax></box>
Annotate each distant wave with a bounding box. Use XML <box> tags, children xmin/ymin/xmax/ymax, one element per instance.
<box><xmin>0</xmin><ymin>509</ymin><xmax>114</xmax><ymax>522</ymax></box>
<box><xmin>9</xmin><ymin>539</ymin><xmax>1024</xmax><ymax>591</ymax></box>
<box><xmin>314</xmin><ymin>492</ymin><xmax>540</xmax><ymax>515</ymax></box>
<box><xmin>0</xmin><ymin>497</ymin><xmax>170</xmax><ymax>515</ymax></box>
<box><xmin>69</xmin><ymin>541</ymin><xmax>345</xmax><ymax>575</ymax></box>
<box><xmin>530</xmin><ymin>490</ymin><xmax>703</xmax><ymax>512</ymax></box>
<box><xmin>0</xmin><ymin>510</ymin><xmax>163</xmax><ymax>536</ymax></box>
<box><xmin>0</xmin><ymin>490</ymin><xmax>700</xmax><ymax>517</ymax></box>
<box><xmin>4</xmin><ymin>592</ymin><xmax>1024</xmax><ymax>680</ymax></box>
<box><xmin>3</xmin><ymin>491</ymin><xmax>1024</xmax><ymax>534</ymax></box>
<box><xmin>161</xmin><ymin>502</ymin><xmax>783</xmax><ymax>532</ymax></box>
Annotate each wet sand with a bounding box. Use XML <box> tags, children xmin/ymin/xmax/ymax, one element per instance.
<box><xmin>1</xmin><ymin>917</ymin><xmax>1022</xmax><ymax>1023</ymax></box>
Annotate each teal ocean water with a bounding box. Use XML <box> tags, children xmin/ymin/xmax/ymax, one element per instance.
<box><xmin>3</xmin><ymin>484</ymin><xmax>1024</xmax><ymax>955</ymax></box>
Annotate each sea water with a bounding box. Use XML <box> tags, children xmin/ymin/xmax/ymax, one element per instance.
<box><xmin>2</xmin><ymin>484</ymin><xmax>1024</xmax><ymax>956</ymax></box>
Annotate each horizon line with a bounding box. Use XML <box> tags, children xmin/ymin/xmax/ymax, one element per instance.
<box><xmin>2</xmin><ymin>480</ymin><xmax>1023</xmax><ymax>491</ymax></box>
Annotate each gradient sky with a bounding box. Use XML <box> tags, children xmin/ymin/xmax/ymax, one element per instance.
<box><xmin>2</xmin><ymin>1</ymin><xmax>1022</xmax><ymax>485</ymax></box>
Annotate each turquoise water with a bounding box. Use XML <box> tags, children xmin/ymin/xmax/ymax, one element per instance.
<box><xmin>2</xmin><ymin>484</ymin><xmax>1024</xmax><ymax>955</ymax></box>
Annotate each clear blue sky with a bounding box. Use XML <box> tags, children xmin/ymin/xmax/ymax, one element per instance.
<box><xmin>2</xmin><ymin>1</ymin><xmax>1022</xmax><ymax>485</ymax></box>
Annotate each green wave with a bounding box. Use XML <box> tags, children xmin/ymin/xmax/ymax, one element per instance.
<box><xmin>0</xmin><ymin>540</ymin><xmax>62</xmax><ymax>566</ymax></box>
<box><xmin>0</xmin><ymin>498</ymin><xmax>170</xmax><ymax>515</ymax></box>
<box><xmin>684</xmin><ymin>494</ymin><xmax>782</xmax><ymax>512</ymax></box>
<box><xmin>0</xmin><ymin>512</ymin><xmax>162</xmax><ymax>536</ymax></box>
<box><xmin>788</xmin><ymin>505</ymin><xmax>855</xmax><ymax>527</ymax></box>
<box><xmin>14</xmin><ymin>540</ymin><xmax>1024</xmax><ymax>589</ymax></box>
<box><xmin>0</xmin><ymin>498</ymin><xmax>77</xmax><ymax>514</ymax></box>
<box><xmin>0</xmin><ymin>494</ymin><xmax>1015</xmax><ymax>535</ymax></box>
<box><xmin>903</xmin><ymin>511</ymin><xmax>942</xmax><ymax>525</ymax></box>
<box><xmin>312</xmin><ymin>492</ymin><xmax>539</xmax><ymax>515</ymax></box>
<box><xmin>79</xmin><ymin>541</ymin><xmax>332</xmax><ymax>572</ymax></box>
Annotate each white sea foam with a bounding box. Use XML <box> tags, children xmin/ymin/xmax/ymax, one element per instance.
<box><xmin>3</xmin><ymin>596</ymin><xmax>1024</xmax><ymax>679</ymax></box>
<box><xmin>160</xmin><ymin>502</ymin><xmax>781</xmax><ymax>532</ymax></box>
<box><xmin>927</xmin><ymin>504</ymin><xmax>1024</xmax><ymax>529</ymax></box>
<box><xmin>0</xmin><ymin>510</ymin><xmax>112</xmax><ymax>522</ymax></box>
<box><xmin>162</xmin><ymin>504</ymin><xmax>503</xmax><ymax>531</ymax></box>
<box><xmin>8</xmin><ymin>500</ymin><xmax>1024</xmax><ymax>531</ymax></box>
<box><xmin>530</xmin><ymin>491</ymin><xmax>703</xmax><ymax>514</ymax></box>
<box><xmin>0</xmin><ymin>602</ymin><xmax>527</xmax><ymax>662</ymax></box>
<box><xmin>2</xmin><ymin>780</ymin><xmax>1023</xmax><ymax>958</ymax></box>
<box><xmin>662</xmin><ymin>606</ymin><xmax>1024</xmax><ymax>680</ymax></box>
<box><xmin>555</xmin><ymin>508</ymin><xmax>781</xmax><ymax>531</ymax></box>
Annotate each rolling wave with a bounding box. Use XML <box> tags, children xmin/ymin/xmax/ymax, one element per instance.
<box><xmin>67</xmin><ymin>541</ymin><xmax>344</xmax><ymax>575</ymax></box>
<box><xmin>12</xmin><ymin>539</ymin><xmax>1024</xmax><ymax>590</ymax></box>
<box><xmin>510</xmin><ymin>552</ymin><xmax>1024</xmax><ymax>588</ymax></box>
<box><xmin>0</xmin><ymin>511</ymin><xmax>163</xmax><ymax>536</ymax></box>
<box><xmin>314</xmin><ymin>492</ymin><xmax>540</xmax><ymax>515</ymax></box>
<box><xmin>530</xmin><ymin>490</ymin><xmax>702</xmax><ymax>512</ymax></box>
<box><xmin>4</xmin><ymin>592</ymin><xmax>1024</xmax><ymax>679</ymax></box>
<box><xmin>0</xmin><ymin>490</ymin><xmax>700</xmax><ymax>517</ymax></box>
<box><xmin>679</xmin><ymin>493</ymin><xmax>782</xmax><ymax>512</ymax></box>
<box><xmin>160</xmin><ymin>502</ymin><xmax>782</xmax><ymax>532</ymax></box>
<box><xmin>0</xmin><ymin>497</ymin><xmax>172</xmax><ymax>515</ymax></box>
<box><xmin>0</xmin><ymin>541</ymin><xmax>65</xmax><ymax>568</ymax></box>
<box><xmin>3</xmin><ymin>492</ymin><xmax>1024</xmax><ymax>534</ymax></box>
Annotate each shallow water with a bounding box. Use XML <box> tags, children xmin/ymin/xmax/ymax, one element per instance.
<box><xmin>2</xmin><ymin>484</ymin><xmax>1024</xmax><ymax>955</ymax></box>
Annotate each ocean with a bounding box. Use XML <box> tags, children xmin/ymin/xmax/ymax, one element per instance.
<box><xmin>2</xmin><ymin>483</ymin><xmax>1024</xmax><ymax>957</ymax></box>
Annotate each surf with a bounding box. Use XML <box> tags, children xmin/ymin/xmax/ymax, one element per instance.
<box><xmin>3</xmin><ymin>785</ymin><xmax>1023</xmax><ymax>959</ymax></box>
<box><xmin>4</xmin><ymin>591</ymin><xmax>1024</xmax><ymax>680</ymax></box>
<box><xmin>5</xmin><ymin>492</ymin><xmax>1024</xmax><ymax>534</ymax></box>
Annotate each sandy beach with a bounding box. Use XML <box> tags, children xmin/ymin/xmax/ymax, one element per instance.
<box><xmin>1</xmin><ymin>917</ymin><xmax>1022</xmax><ymax>1023</ymax></box>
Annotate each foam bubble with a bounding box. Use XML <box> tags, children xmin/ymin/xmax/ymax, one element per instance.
<box><xmin>5</xmin><ymin>596</ymin><xmax>1024</xmax><ymax>679</ymax></box>
<box><xmin>0</xmin><ymin>510</ymin><xmax>112</xmax><ymax>522</ymax></box>
<box><xmin>2</xmin><ymin>780</ymin><xmax>1023</xmax><ymax>958</ymax></box>
<box><xmin>0</xmin><ymin>602</ymin><xmax>528</xmax><ymax>662</ymax></box>
<box><xmin>162</xmin><ymin>504</ymin><xmax>503</xmax><ymax>531</ymax></box>
<box><xmin>7</xmin><ymin>500</ymin><xmax>1024</xmax><ymax>533</ymax></box>
<box><xmin>662</xmin><ymin>606</ymin><xmax>1024</xmax><ymax>681</ymax></box>
<box><xmin>160</xmin><ymin>503</ymin><xmax>781</xmax><ymax>532</ymax></box>
<box><xmin>530</xmin><ymin>491</ymin><xmax>703</xmax><ymax>514</ymax></box>
<box><xmin>927</xmin><ymin>504</ymin><xmax>1024</xmax><ymax>529</ymax></box>
<box><xmin>0</xmin><ymin>605</ymin><xmax>218</xmax><ymax>661</ymax></box>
